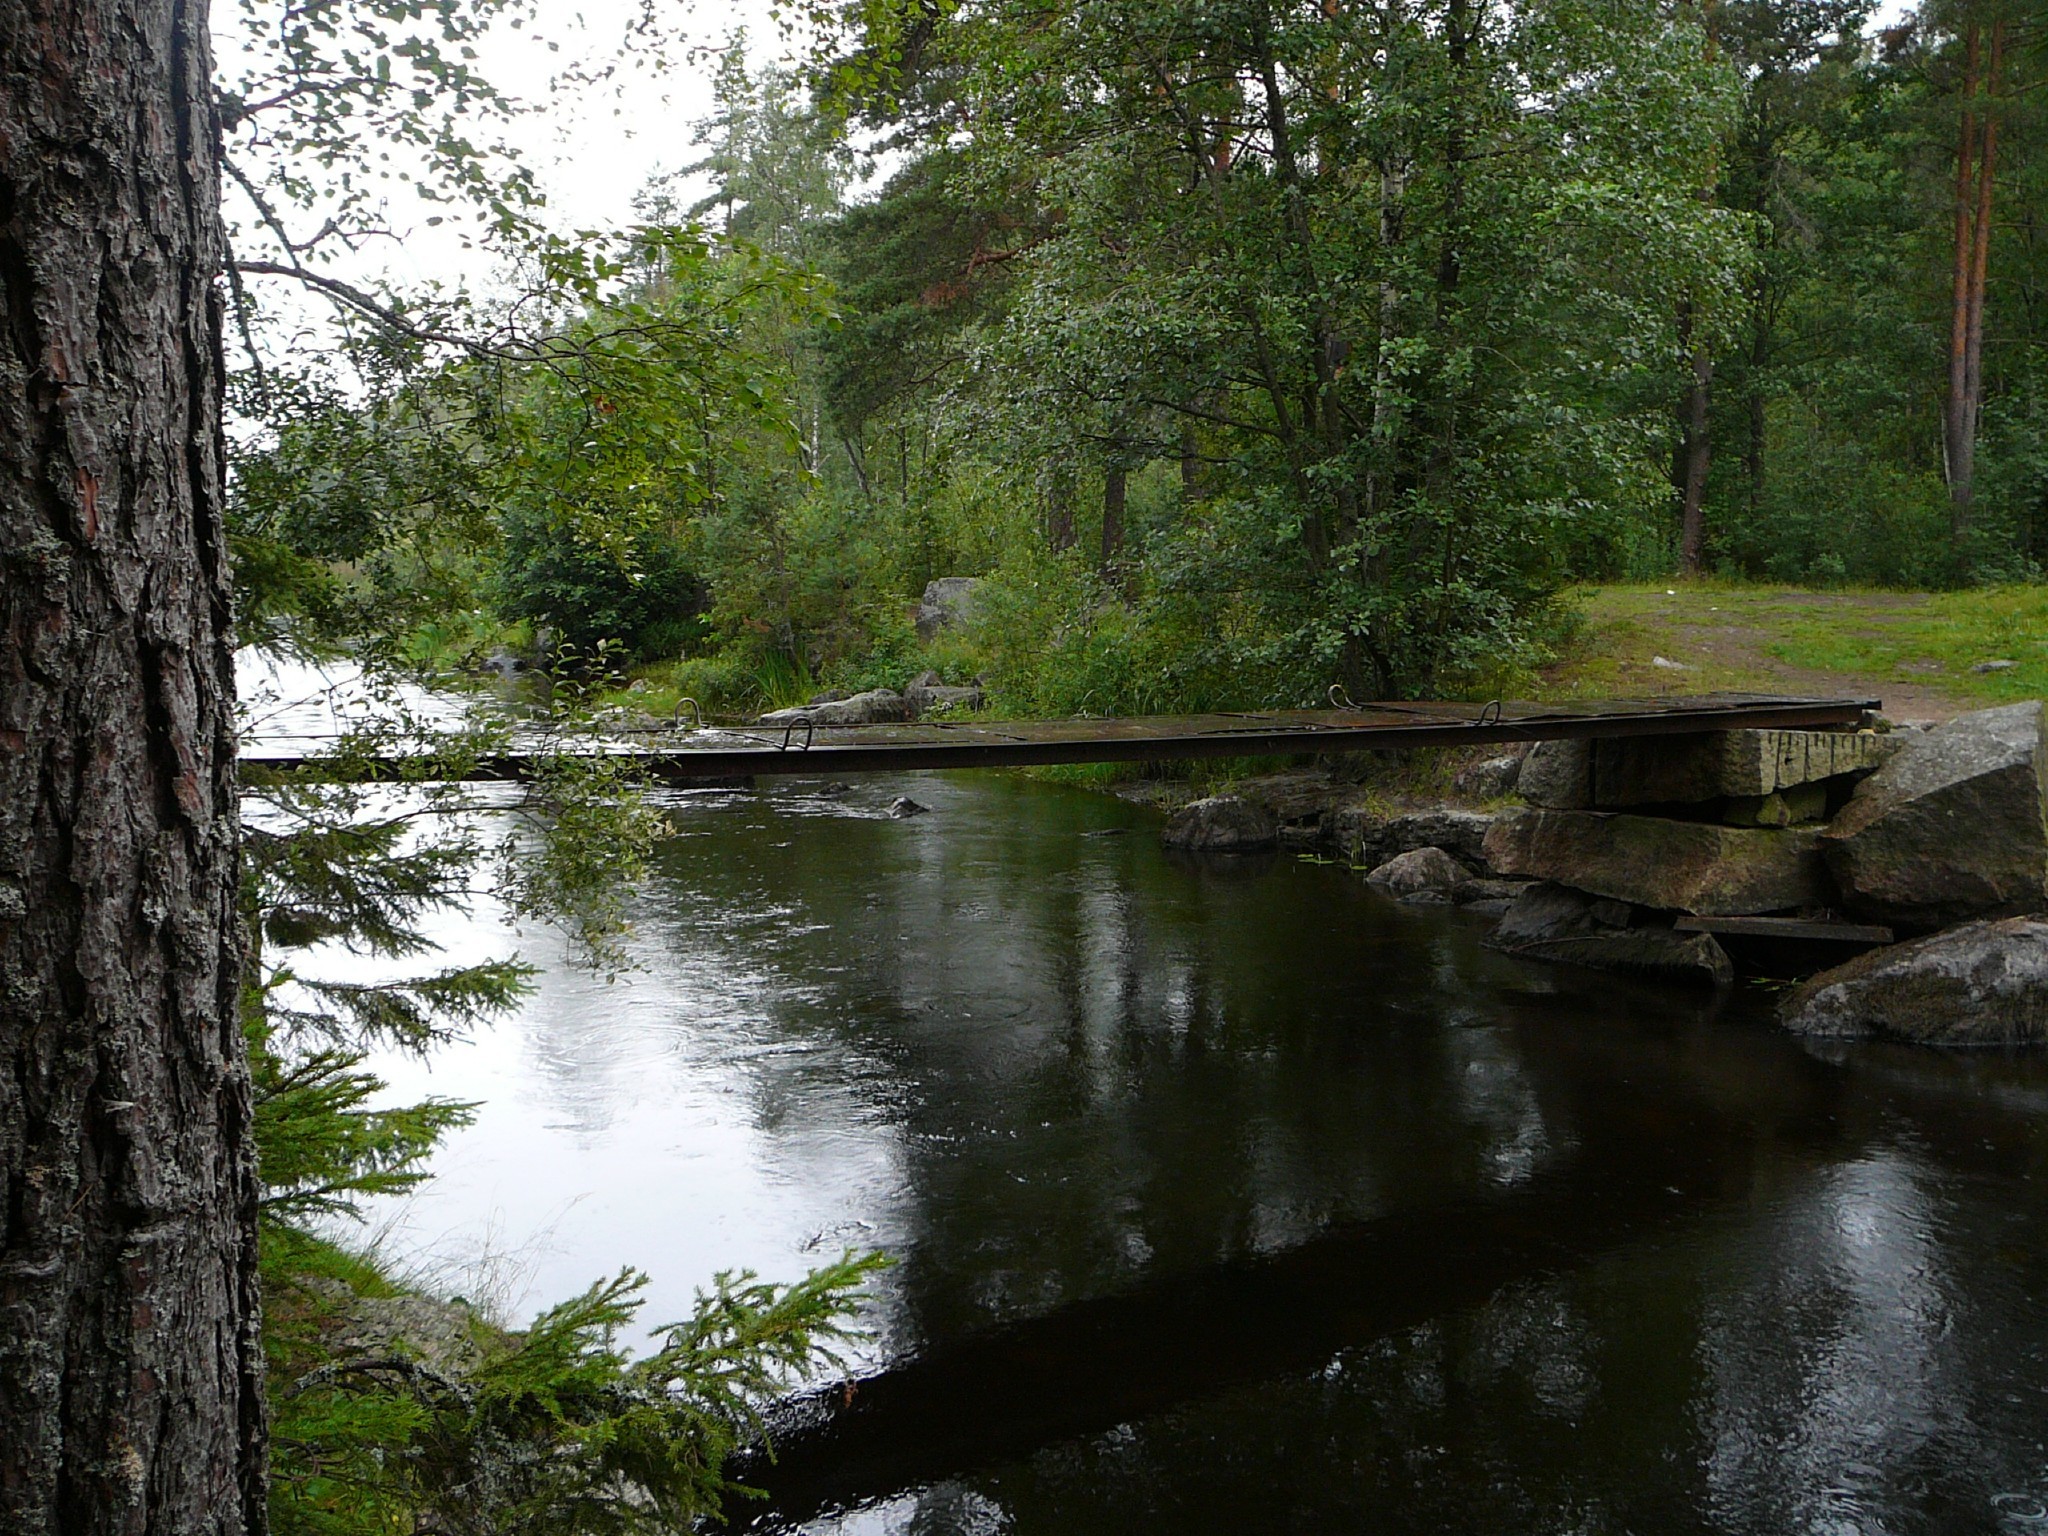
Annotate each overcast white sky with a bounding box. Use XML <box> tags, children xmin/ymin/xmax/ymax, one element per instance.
<box><xmin>215</xmin><ymin>0</ymin><xmax>798</xmax><ymax>296</ymax></box>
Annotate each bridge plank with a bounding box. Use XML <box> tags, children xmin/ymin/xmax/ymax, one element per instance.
<box><xmin>242</xmin><ymin>694</ymin><xmax>1881</xmax><ymax>783</ymax></box>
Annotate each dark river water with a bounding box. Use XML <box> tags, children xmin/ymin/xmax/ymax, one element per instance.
<box><xmin>365</xmin><ymin>768</ymin><xmax>2048</xmax><ymax>1535</ymax></box>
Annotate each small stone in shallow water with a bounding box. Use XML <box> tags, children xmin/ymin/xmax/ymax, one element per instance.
<box><xmin>1365</xmin><ymin>846</ymin><xmax>1470</xmax><ymax>903</ymax></box>
<box><xmin>1160</xmin><ymin>795</ymin><xmax>1279</xmax><ymax>853</ymax></box>
<box><xmin>888</xmin><ymin>796</ymin><xmax>929</xmax><ymax>818</ymax></box>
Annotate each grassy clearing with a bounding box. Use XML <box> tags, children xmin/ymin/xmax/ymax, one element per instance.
<box><xmin>1537</xmin><ymin>581</ymin><xmax>2048</xmax><ymax>716</ymax></box>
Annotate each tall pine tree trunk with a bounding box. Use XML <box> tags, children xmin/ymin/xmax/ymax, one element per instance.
<box><xmin>1100</xmin><ymin>464</ymin><xmax>1127</xmax><ymax>583</ymax></box>
<box><xmin>1672</xmin><ymin>300</ymin><xmax>1713</xmax><ymax>575</ymax></box>
<box><xmin>1044</xmin><ymin>462</ymin><xmax>1076</xmax><ymax>551</ymax></box>
<box><xmin>1960</xmin><ymin>23</ymin><xmax>2003</xmax><ymax>530</ymax></box>
<box><xmin>1945</xmin><ymin>16</ymin><xmax>2004</xmax><ymax>555</ymax></box>
<box><xmin>0</xmin><ymin>4</ymin><xmax>265</xmax><ymax>1535</ymax></box>
<box><xmin>1679</xmin><ymin>345</ymin><xmax>1714</xmax><ymax>575</ymax></box>
<box><xmin>1745</xmin><ymin>290</ymin><xmax>1770</xmax><ymax>520</ymax></box>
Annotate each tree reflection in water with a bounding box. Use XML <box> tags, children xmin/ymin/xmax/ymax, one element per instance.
<box><xmin>353</xmin><ymin>771</ymin><xmax>2048</xmax><ymax>1535</ymax></box>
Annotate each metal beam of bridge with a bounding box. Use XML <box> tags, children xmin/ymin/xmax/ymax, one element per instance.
<box><xmin>242</xmin><ymin>693</ymin><xmax>1880</xmax><ymax>783</ymax></box>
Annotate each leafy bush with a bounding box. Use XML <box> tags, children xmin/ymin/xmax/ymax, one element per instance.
<box><xmin>496</xmin><ymin>509</ymin><xmax>710</xmax><ymax>662</ymax></box>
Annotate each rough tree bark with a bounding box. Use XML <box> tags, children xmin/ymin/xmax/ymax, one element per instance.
<box><xmin>1043</xmin><ymin>462</ymin><xmax>1076</xmax><ymax>551</ymax></box>
<box><xmin>1679</xmin><ymin>340</ymin><xmax>1713</xmax><ymax>575</ymax></box>
<box><xmin>1</xmin><ymin>3</ymin><xmax>265</xmax><ymax>1535</ymax></box>
<box><xmin>1100</xmin><ymin>464</ymin><xmax>1126</xmax><ymax>575</ymax></box>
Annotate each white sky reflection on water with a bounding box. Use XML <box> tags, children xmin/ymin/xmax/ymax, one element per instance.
<box><xmin>350</xmin><ymin>858</ymin><xmax>913</xmax><ymax>1361</ymax></box>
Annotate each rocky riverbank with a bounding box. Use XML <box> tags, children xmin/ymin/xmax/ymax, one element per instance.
<box><xmin>1152</xmin><ymin>702</ymin><xmax>2048</xmax><ymax>1046</ymax></box>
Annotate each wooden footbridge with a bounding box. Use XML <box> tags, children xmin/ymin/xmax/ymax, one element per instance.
<box><xmin>243</xmin><ymin>692</ymin><xmax>1880</xmax><ymax>782</ymax></box>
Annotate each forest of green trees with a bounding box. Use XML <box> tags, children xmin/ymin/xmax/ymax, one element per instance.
<box><xmin>237</xmin><ymin>0</ymin><xmax>2048</xmax><ymax>715</ymax></box>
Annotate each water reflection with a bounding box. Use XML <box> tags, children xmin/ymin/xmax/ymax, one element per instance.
<box><xmin>355</xmin><ymin>769</ymin><xmax>2048</xmax><ymax>1534</ymax></box>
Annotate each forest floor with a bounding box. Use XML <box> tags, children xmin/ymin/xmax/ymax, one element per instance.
<box><xmin>1534</xmin><ymin>582</ymin><xmax>2048</xmax><ymax>724</ymax></box>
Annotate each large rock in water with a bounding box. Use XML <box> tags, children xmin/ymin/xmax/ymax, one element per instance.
<box><xmin>1161</xmin><ymin>795</ymin><xmax>1278</xmax><ymax>853</ymax></box>
<box><xmin>759</xmin><ymin>688</ymin><xmax>917</xmax><ymax>727</ymax></box>
<box><xmin>1590</xmin><ymin>729</ymin><xmax>1894</xmax><ymax>806</ymax></box>
<box><xmin>1821</xmin><ymin>701</ymin><xmax>2048</xmax><ymax>930</ymax></box>
<box><xmin>1364</xmin><ymin>846</ymin><xmax>1470</xmax><ymax>903</ymax></box>
<box><xmin>1484</xmin><ymin>884</ymin><xmax>1732</xmax><ymax>987</ymax></box>
<box><xmin>1778</xmin><ymin>917</ymin><xmax>2048</xmax><ymax>1044</ymax></box>
<box><xmin>1483</xmin><ymin>808</ymin><xmax>1826</xmax><ymax>915</ymax></box>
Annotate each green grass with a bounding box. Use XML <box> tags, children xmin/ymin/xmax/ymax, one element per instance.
<box><xmin>1540</xmin><ymin>580</ymin><xmax>2048</xmax><ymax>712</ymax></box>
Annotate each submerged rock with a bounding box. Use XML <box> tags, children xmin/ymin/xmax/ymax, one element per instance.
<box><xmin>1489</xmin><ymin>883</ymin><xmax>1627</xmax><ymax>946</ymax></box>
<box><xmin>888</xmin><ymin>796</ymin><xmax>929</xmax><ymax>819</ymax></box>
<box><xmin>1482</xmin><ymin>808</ymin><xmax>1827</xmax><ymax>916</ymax></box>
<box><xmin>1454</xmin><ymin>877</ymin><xmax>1536</xmax><ymax>915</ymax></box>
<box><xmin>1779</xmin><ymin>916</ymin><xmax>2048</xmax><ymax>1044</ymax></box>
<box><xmin>1821</xmin><ymin>701</ymin><xmax>2048</xmax><ymax>931</ymax></box>
<box><xmin>1161</xmin><ymin>795</ymin><xmax>1279</xmax><ymax>853</ymax></box>
<box><xmin>1485</xmin><ymin>883</ymin><xmax>1732</xmax><ymax>987</ymax></box>
<box><xmin>1364</xmin><ymin>846</ymin><xmax>1471</xmax><ymax>904</ymax></box>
